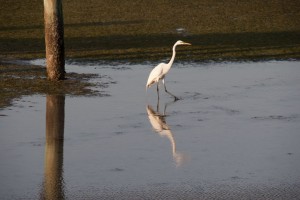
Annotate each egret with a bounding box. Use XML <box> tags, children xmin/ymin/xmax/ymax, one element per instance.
<box><xmin>146</xmin><ymin>40</ymin><xmax>191</xmax><ymax>101</ymax></box>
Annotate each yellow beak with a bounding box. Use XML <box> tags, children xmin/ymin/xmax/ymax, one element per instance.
<box><xmin>183</xmin><ymin>42</ymin><xmax>192</xmax><ymax>45</ymax></box>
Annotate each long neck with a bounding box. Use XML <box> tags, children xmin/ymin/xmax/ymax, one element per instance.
<box><xmin>164</xmin><ymin>43</ymin><xmax>177</xmax><ymax>73</ymax></box>
<box><xmin>168</xmin><ymin>44</ymin><xmax>177</xmax><ymax>66</ymax></box>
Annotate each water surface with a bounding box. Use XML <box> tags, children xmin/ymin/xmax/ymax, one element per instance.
<box><xmin>1</xmin><ymin>60</ymin><xmax>300</xmax><ymax>199</ymax></box>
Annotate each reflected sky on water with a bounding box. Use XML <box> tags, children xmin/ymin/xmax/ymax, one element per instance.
<box><xmin>1</xmin><ymin>61</ymin><xmax>300</xmax><ymax>199</ymax></box>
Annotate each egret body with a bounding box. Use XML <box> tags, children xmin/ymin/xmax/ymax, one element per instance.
<box><xmin>146</xmin><ymin>40</ymin><xmax>191</xmax><ymax>100</ymax></box>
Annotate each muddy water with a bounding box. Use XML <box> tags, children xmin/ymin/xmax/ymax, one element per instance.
<box><xmin>1</xmin><ymin>60</ymin><xmax>300</xmax><ymax>199</ymax></box>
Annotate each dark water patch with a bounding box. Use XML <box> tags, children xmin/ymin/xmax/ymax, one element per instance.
<box><xmin>251</xmin><ymin>114</ymin><xmax>300</xmax><ymax>122</ymax></box>
<box><xmin>118</xmin><ymin>122</ymin><xmax>144</xmax><ymax>129</ymax></box>
<box><xmin>29</xmin><ymin>141</ymin><xmax>43</xmax><ymax>147</ymax></box>
<box><xmin>229</xmin><ymin>176</ymin><xmax>249</xmax><ymax>181</ymax></box>
<box><xmin>212</xmin><ymin>106</ymin><xmax>240</xmax><ymax>115</ymax></box>
<box><xmin>114</xmin><ymin>131</ymin><xmax>125</xmax><ymax>135</ymax></box>
<box><xmin>182</xmin><ymin>92</ymin><xmax>206</xmax><ymax>100</ymax></box>
<box><xmin>18</xmin><ymin>140</ymin><xmax>44</xmax><ymax>148</ymax></box>
<box><xmin>110</xmin><ymin>168</ymin><xmax>125</xmax><ymax>172</ymax></box>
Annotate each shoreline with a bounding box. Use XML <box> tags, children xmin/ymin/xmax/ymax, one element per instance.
<box><xmin>1</xmin><ymin>58</ymin><xmax>300</xmax><ymax>110</ymax></box>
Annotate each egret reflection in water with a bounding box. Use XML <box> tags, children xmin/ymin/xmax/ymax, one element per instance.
<box><xmin>146</xmin><ymin>101</ymin><xmax>189</xmax><ymax>167</ymax></box>
<box><xmin>41</xmin><ymin>95</ymin><xmax>65</xmax><ymax>200</ymax></box>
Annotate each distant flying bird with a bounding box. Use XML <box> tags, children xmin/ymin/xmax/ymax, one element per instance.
<box><xmin>146</xmin><ymin>40</ymin><xmax>191</xmax><ymax>101</ymax></box>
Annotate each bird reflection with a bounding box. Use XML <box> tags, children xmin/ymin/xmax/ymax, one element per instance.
<box><xmin>41</xmin><ymin>95</ymin><xmax>65</xmax><ymax>200</ymax></box>
<box><xmin>146</xmin><ymin>101</ymin><xmax>189</xmax><ymax>167</ymax></box>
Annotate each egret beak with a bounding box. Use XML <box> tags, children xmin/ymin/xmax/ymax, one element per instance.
<box><xmin>183</xmin><ymin>42</ymin><xmax>192</xmax><ymax>46</ymax></box>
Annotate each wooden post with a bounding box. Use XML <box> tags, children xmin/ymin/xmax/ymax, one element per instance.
<box><xmin>44</xmin><ymin>0</ymin><xmax>65</xmax><ymax>81</ymax></box>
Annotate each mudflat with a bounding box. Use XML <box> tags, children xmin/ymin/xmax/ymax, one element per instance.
<box><xmin>0</xmin><ymin>0</ymin><xmax>299</xmax><ymax>61</ymax></box>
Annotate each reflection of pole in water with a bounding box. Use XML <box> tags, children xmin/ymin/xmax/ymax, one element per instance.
<box><xmin>42</xmin><ymin>95</ymin><xmax>65</xmax><ymax>200</ymax></box>
<box><xmin>146</xmin><ymin>103</ymin><xmax>188</xmax><ymax>167</ymax></box>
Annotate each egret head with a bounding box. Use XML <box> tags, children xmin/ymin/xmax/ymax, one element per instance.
<box><xmin>176</xmin><ymin>40</ymin><xmax>192</xmax><ymax>46</ymax></box>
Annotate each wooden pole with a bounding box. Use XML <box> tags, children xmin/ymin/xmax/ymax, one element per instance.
<box><xmin>44</xmin><ymin>0</ymin><xmax>65</xmax><ymax>81</ymax></box>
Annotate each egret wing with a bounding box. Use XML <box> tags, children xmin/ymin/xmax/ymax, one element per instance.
<box><xmin>146</xmin><ymin>63</ymin><xmax>165</xmax><ymax>88</ymax></box>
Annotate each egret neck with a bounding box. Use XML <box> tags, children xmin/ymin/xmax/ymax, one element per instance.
<box><xmin>163</xmin><ymin>43</ymin><xmax>177</xmax><ymax>74</ymax></box>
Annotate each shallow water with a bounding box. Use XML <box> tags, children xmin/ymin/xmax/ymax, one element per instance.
<box><xmin>1</xmin><ymin>60</ymin><xmax>300</xmax><ymax>199</ymax></box>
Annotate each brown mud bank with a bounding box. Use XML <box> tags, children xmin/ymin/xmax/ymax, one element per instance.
<box><xmin>1</xmin><ymin>0</ymin><xmax>300</xmax><ymax>61</ymax></box>
<box><xmin>0</xmin><ymin>61</ymin><xmax>110</xmax><ymax>109</ymax></box>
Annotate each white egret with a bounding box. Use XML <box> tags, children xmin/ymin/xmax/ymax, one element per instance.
<box><xmin>146</xmin><ymin>40</ymin><xmax>191</xmax><ymax>100</ymax></box>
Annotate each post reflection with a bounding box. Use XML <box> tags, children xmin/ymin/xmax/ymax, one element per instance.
<box><xmin>42</xmin><ymin>95</ymin><xmax>65</xmax><ymax>200</ymax></box>
<box><xmin>146</xmin><ymin>101</ymin><xmax>189</xmax><ymax>167</ymax></box>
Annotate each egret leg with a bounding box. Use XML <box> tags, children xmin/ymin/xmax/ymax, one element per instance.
<box><xmin>162</xmin><ymin>79</ymin><xmax>179</xmax><ymax>101</ymax></box>
<box><xmin>156</xmin><ymin>96</ymin><xmax>160</xmax><ymax>112</ymax></box>
<box><xmin>156</xmin><ymin>82</ymin><xmax>160</xmax><ymax>101</ymax></box>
